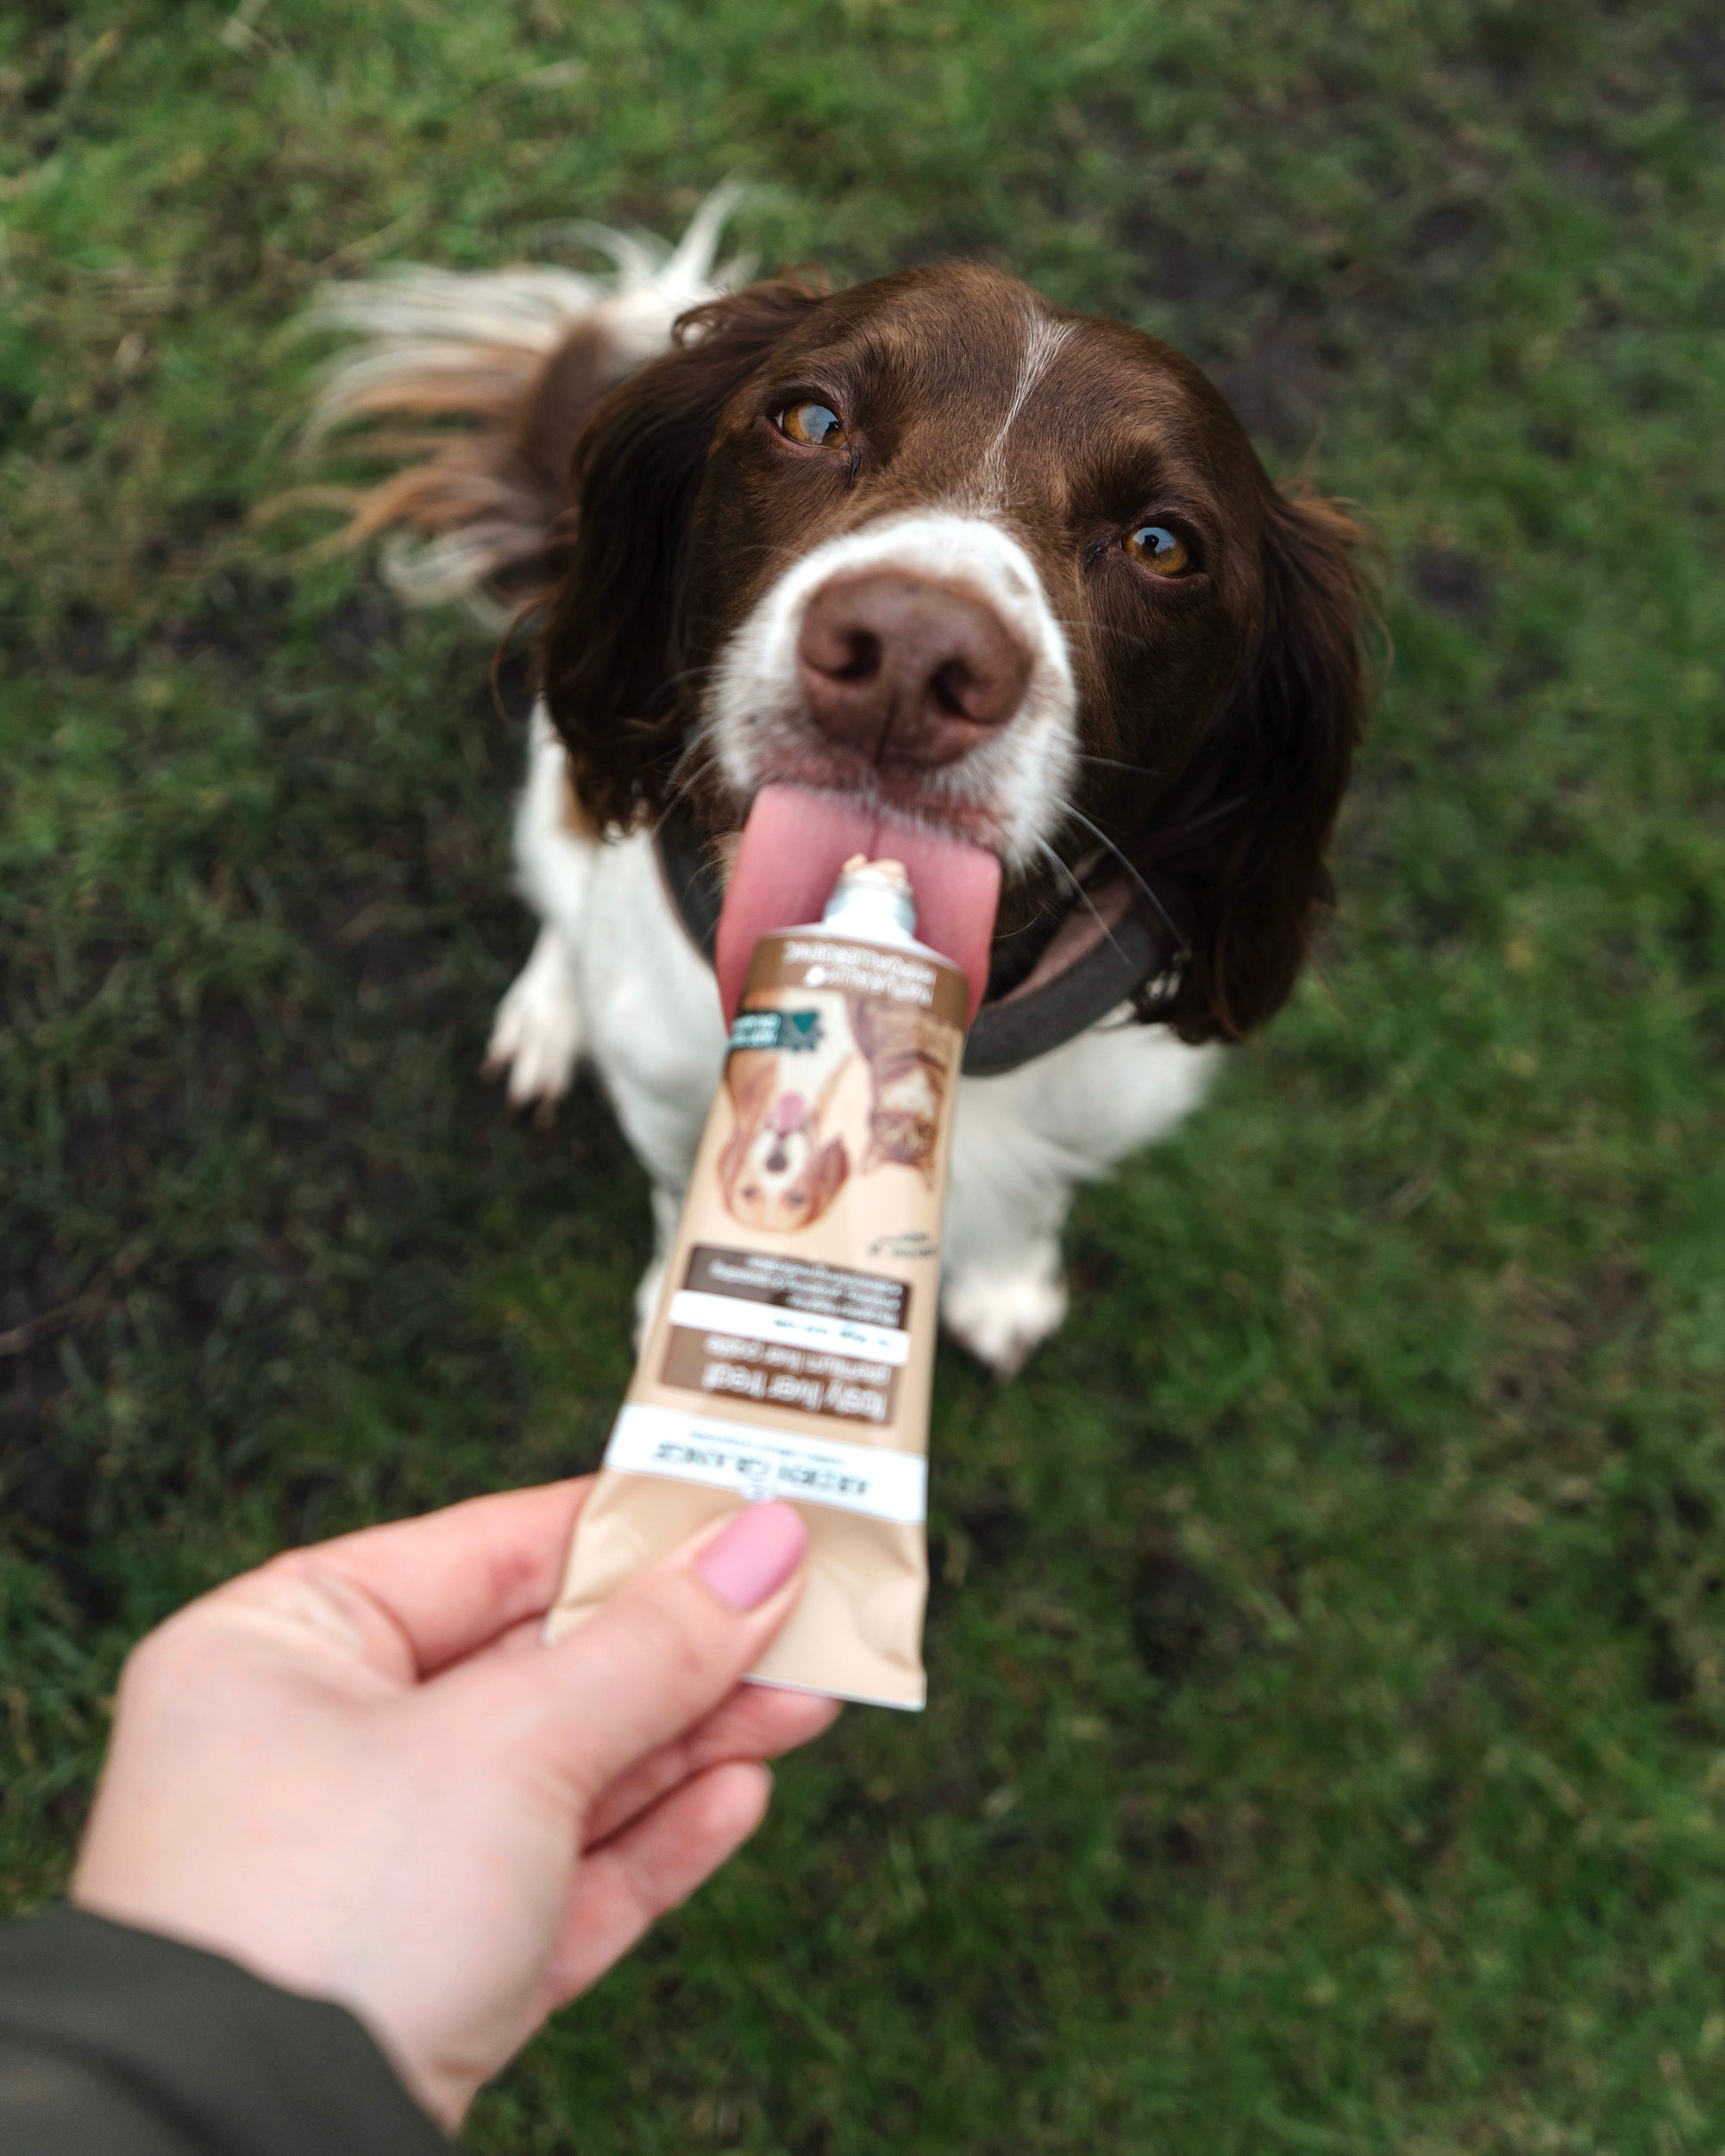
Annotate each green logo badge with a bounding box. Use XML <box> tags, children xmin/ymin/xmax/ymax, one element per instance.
<box><xmin>728</xmin><ymin>1009</ymin><xmax>825</xmax><ymax>1054</ymax></box>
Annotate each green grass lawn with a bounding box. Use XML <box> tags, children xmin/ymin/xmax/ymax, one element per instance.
<box><xmin>4</xmin><ymin>2</ymin><xmax>1725</xmax><ymax>2148</ymax></box>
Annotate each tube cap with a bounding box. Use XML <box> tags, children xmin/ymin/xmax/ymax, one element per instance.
<box><xmin>821</xmin><ymin>856</ymin><xmax>918</xmax><ymax>940</ymax></box>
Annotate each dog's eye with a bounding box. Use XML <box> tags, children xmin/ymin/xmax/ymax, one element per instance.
<box><xmin>778</xmin><ymin>402</ymin><xmax>847</xmax><ymax>448</ymax></box>
<box><xmin>1123</xmin><ymin>523</ymin><xmax>1193</xmax><ymax>576</ymax></box>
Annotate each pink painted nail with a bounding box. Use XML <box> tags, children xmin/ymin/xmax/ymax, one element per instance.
<box><xmin>696</xmin><ymin>1502</ymin><xmax>806</xmax><ymax>1610</ymax></box>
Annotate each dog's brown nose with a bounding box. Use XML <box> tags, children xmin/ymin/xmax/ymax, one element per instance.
<box><xmin>797</xmin><ymin>573</ymin><xmax>1032</xmax><ymax>768</ymax></box>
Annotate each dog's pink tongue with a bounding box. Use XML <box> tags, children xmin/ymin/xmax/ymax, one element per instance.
<box><xmin>715</xmin><ymin>785</ymin><xmax>1001</xmax><ymax>1025</ymax></box>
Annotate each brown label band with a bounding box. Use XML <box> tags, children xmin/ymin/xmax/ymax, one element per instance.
<box><xmin>743</xmin><ymin>935</ymin><xmax>969</xmax><ymax>1030</ymax></box>
<box><xmin>684</xmin><ymin>1244</ymin><xmax>909</xmax><ymax>1331</ymax></box>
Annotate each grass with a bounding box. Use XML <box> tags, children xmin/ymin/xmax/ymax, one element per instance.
<box><xmin>3</xmin><ymin>1</ymin><xmax>1724</xmax><ymax>2148</ymax></box>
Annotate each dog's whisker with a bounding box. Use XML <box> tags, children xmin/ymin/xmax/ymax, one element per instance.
<box><xmin>1034</xmin><ymin>837</ymin><xmax>1132</xmax><ymax>975</ymax></box>
<box><xmin>656</xmin><ymin>673</ymin><xmax>720</xmax><ymax>707</ymax></box>
<box><xmin>656</xmin><ymin>659</ymin><xmax>722</xmax><ymax>697</ymax></box>
<box><xmin>669</xmin><ymin>743</ymin><xmax>719</xmax><ymax>791</ymax></box>
<box><xmin>662</xmin><ymin>740</ymin><xmax>724</xmax><ymax>812</ymax></box>
<box><xmin>1055</xmin><ymin>799</ymin><xmax>1192</xmax><ymax>962</ymax></box>
<box><xmin>714</xmin><ymin>538</ymin><xmax>811</xmax><ymax>573</ymax></box>
<box><xmin>1046</xmin><ymin>613</ymin><xmax>1161</xmax><ymax>654</ymax></box>
<box><xmin>1071</xmin><ymin>751</ymin><xmax>1171</xmax><ymax>780</ymax></box>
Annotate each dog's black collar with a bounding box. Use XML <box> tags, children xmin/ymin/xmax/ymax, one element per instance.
<box><xmin>654</xmin><ymin>805</ymin><xmax>1189</xmax><ymax>1075</ymax></box>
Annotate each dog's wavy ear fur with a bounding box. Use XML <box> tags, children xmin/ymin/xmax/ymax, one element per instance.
<box><xmin>539</xmin><ymin>278</ymin><xmax>825</xmax><ymax>829</ymax></box>
<box><xmin>715</xmin><ymin>1052</ymin><xmax>778</xmax><ymax>1197</ymax></box>
<box><xmin>805</xmin><ymin>1137</ymin><xmax>850</xmax><ymax>1222</ymax></box>
<box><xmin>1140</xmin><ymin>488</ymin><xmax>1373</xmax><ymax>1044</ymax></box>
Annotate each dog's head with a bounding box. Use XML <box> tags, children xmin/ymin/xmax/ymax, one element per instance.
<box><xmin>540</xmin><ymin>264</ymin><xmax>1371</xmax><ymax>1041</ymax></box>
<box><xmin>715</xmin><ymin>1054</ymin><xmax>850</xmax><ymax>1232</ymax></box>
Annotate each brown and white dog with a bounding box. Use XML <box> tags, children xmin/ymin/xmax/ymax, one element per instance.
<box><xmin>304</xmin><ymin>198</ymin><xmax>1369</xmax><ymax>1372</ymax></box>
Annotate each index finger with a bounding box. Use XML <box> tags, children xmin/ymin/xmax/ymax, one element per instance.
<box><xmin>273</xmin><ymin>1480</ymin><xmax>592</xmax><ymax>1677</ymax></box>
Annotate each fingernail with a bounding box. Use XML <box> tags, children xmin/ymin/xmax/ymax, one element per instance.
<box><xmin>696</xmin><ymin>1502</ymin><xmax>806</xmax><ymax>1610</ymax></box>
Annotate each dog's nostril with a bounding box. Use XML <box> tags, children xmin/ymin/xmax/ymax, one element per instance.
<box><xmin>831</xmin><ymin>629</ymin><xmax>881</xmax><ymax>683</ymax></box>
<box><xmin>929</xmin><ymin>661</ymin><xmax>971</xmax><ymax>718</ymax></box>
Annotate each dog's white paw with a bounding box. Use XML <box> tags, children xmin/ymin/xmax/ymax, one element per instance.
<box><xmin>484</xmin><ymin>930</ymin><xmax>582</xmax><ymax>1114</ymax></box>
<box><xmin>941</xmin><ymin>1249</ymin><xmax>1070</xmax><ymax>1378</ymax></box>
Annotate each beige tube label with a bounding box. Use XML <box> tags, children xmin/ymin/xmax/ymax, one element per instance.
<box><xmin>604</xmin><ymin>1404</ymin><xmax>928</xmax><ymax>1524</ymax></box>
<box><xmin>549</xmin><ymin>915</ymin><xmax>969</xmax><ymax>1710</ymax></box>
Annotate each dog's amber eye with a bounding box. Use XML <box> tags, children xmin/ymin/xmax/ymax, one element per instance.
<box><xmin>778</xmin><ymin>402</ymin><xmax>847</xmax><ymax>448</ymax></box>
<box><xmin>1124</xmin><ymin>523</ymin><xmax>1192</xmax><ymax>576</ymax></box>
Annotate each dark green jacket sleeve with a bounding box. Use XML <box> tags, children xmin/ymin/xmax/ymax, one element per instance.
<box><xmin>0</xmin><ymin>1908</ymin><xmax>455</xmax><ymax>2155</ymax></box>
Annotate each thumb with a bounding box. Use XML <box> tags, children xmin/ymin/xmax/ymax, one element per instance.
<box><xmin>453</xmin><ymin>1501</ymin><xmax>810</xmax><ymax>1807</ymax></box>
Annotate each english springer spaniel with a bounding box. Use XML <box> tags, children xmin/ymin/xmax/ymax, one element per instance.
<box><xmin>304</xmin><ymin>197</ymin><xmax>1369</xmax><ymax>1374</ymax></box>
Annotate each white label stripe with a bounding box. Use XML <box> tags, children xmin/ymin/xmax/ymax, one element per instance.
<box><xmin>667</xmin><ymin>1289</ymin><xmax>910</xmax><ymax>1368</ymax></box>
<box><xmin>605</xmin><ymin>1404</ymin><xmax>927</xmax><ymax>1525</ymax></box>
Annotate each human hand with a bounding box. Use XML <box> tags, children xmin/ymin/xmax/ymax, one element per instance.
<box><xmin>72</xmin><ymin>1483</ymin><xmax>834</xmax><ymax>2130</ymax></box>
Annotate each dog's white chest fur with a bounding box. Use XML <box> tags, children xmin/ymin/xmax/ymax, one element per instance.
<box><xmin>490</xmin><ymin>706</ymin><xmax>1218</xmax><ymax>1375</ymax></box>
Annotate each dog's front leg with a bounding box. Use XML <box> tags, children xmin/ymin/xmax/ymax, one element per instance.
<box><xmin>485</xmin><ymin>706</ymin><xmax>593</xmax><ymax>1113</ymax></box>
<box><xmin>485</xmin><ymin>923</ymin><xmax>586</xmax><ymax>1114</ymax></box>
<box><xmin>940</xmin><ymin>1081</ymin><xmax>1075</xmax><ymax>1378</ymax></box>
<box><xmin>567</xmin><ymin>826</ymin><xmax>731</xmax><ymax>1351</ymax></box>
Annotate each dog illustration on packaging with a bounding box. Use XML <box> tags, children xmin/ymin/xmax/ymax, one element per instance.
<box><xmin>850</xmin><ymin>1000</ymin><xmax>957</xmax><ymax>1187</ymax></box>
<box><xmin>715</xmin><ymin>990</ymin><xmax>856</xmax><ymax>1232</ymax></box>
<box><xmin>715</xmin><ymin>987</ymin><xmax>959</xmax><ymax>1230</ymax></box>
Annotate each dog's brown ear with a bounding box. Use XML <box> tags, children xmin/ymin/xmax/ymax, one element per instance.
<box><xmin>846</xmin><ymin>995</ymin><xmax>878</xmax><ymax>1061</ymax></box>
<box><xmin>715</xmin><ymin>1052</ymin><xmax>775</xmax><ymax>1190</ymax></box>
<box><xmin>724</xmin><ymin>1052</ymin><xmax>776</xmax><ymax>1129</ymax></box>
<box><xmin>714</xmin><ymin>1116</ymin><xmax>750</xmax><ymax>1200</ymax></box>
<box><xmin>806</xmin><ymin>1136</ymin><xmax>850</xmax><ymax>1222</ymax></box>
<box><xmin>538</xmin><ymin>277</ymin><xmax>825</xmax><ymax>829</ymax></box>
<box><xmin>1145</xmin><ymin>488</ymin><xmax>1372</xmax><ymax>1043</ymax></box>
